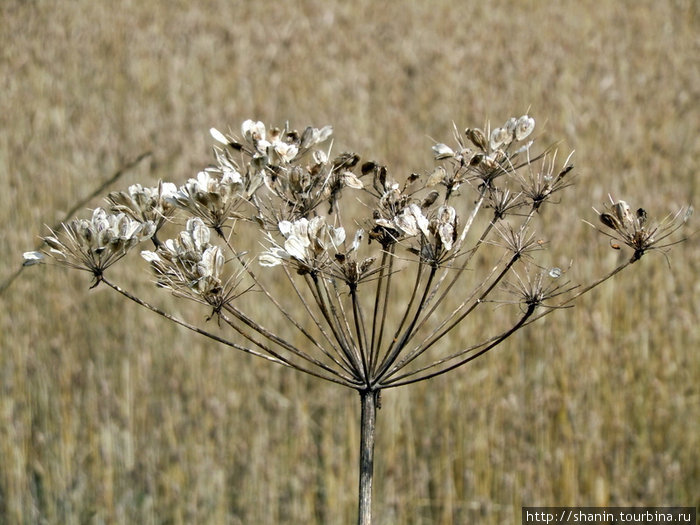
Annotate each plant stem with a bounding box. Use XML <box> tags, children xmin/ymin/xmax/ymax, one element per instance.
<box><xmin>358</xmin><ymin>389</ymin><xmax>378</xmax><ymax>525</ymax></box>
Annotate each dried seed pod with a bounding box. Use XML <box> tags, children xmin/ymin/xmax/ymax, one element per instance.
<box><xmin>426</xmin><ymin>166</ymin><xmax>446</xmax><ymax>187</ymax></box>
<box><xmin>465</xmin><ymin>128</ymin><xmax>488</xmax><ymax>151</ymax></box>
<box><xmin>361</xmin><ymin>161</ymin><xmax>378</xmax><ymax>175</ymax></box>
<box><xmin>636</xmin><ymin>208</ymin><xmax>647</xmax><ymax>227</ymax></box>
<box><xmin>514</xmin><ymin>115</ymin><xmax>535</xmax><ymax>141</ymax></box>
<box><xmin>612</xmin><ymin>201</ymin><xmax>634</xmax><ymax>229</ymax></box>
<box><xmin>432</xmin><ymin>143</ymin><xmax>454</xmax><ymax>159</ymax></box>
<box><xmin>421</xmin><ymin>190</ymin><xmax>440</xmax><ymax>208</ymax></box>
<box><xmin>599</xmin><ymin>212</ymin><xmax>619</xmax><ymax>230</ymax></box>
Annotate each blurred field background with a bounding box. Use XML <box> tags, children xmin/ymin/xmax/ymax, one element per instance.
<box><xmin>1</xmin><ymin>0</ymin><xmax>698</xmax><ymax>523</ymax></box>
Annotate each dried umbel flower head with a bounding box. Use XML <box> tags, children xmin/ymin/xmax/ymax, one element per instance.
<box><xmin>107</xmin><ymin>181</ymin><xmax>177</xmax><ymax>231</ymax></box>
<box><xmin>24</xmin><ymin>208</ymin><xmax>155</xmax><ymax>285</ymax></box>
<box><xmin>432</xmin><ymin>114</ymin><xmax>538</xmax><ymax>193</ymax></box>
<box><xmin>259</xmin><ymin>216</ymin><xmax>346</xmax><ymax>274</ymax></box>
<box><xmin>169</xmin><ymin>169</ymin><xmax>243</xmax><ymax>233</ymax></box>
<box><xmin>20</xmin><ymin>115</ymin><xmax>692</xmax><ymax>525</ymax></box>
<box><xmin>591</xmin><ymin>197</ymin><xmax>692</xmax><ymax>262</ymax></box>
<box><xmin>516</xmin><ymin>150</ymin><xmax>574</xmax><ymax>212</ymax></box>
<box><xmin>141</xmin><ymin>217</ymin><xmax>235</xmax><ymax>308</ymax></box>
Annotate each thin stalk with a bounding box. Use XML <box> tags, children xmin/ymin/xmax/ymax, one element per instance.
<box><xmin>350</xmin><ymin>286</ymin><xmax>371</xmax><ymax>380</ymax></box>
<box><xmin>383</xmin><ymin>252</ymin><xmax>521</xmax><ymax>380</ymax></box>
<box><xmin>282</xmin><ymin>264</ymin><xmax>356</xmax><ymax>374</ymax></box>
<box><xmin>102</xmin><ymin>278</ymin><xmax>358</xmax><ymax>388</ymax></box>
<box><xmin>221</xmin><ymin>305</ymin><xmax>360</xmax><ymax>385</ymax></box>
<box><xmin>227</xmin><ymin>240</ymin><xmax>337</xmax><ymax>362</ymax></box>
<box><xmin>382</xmin><ymin>303</ymin><xmax>536</xmax><ymax>387</ymax></box>
<box><xmin>310</xmin><ymin>273</ymin><xmax>363</xmax><ymax>376</ymax></box>
<box><xmin>357</xmin><ymin>389</ymin><xmax>379</xmax><ymax>525</ymax></box>
<box><xmin>369</xmin><ymin>248</ymin><xmax>394</xmax><ymax>371</ymax></box>
<box><xmin>373</xmin><ymin>266</ymin><xmax>437</xmax><ymax>382</ymax></box>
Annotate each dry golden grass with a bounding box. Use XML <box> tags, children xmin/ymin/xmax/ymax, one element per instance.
<box><xmin>1</xmin><ymin>1</ymin><xmax>698</xmax><ymax>523</ymax></box>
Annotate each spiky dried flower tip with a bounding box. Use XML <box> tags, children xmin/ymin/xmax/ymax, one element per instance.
<box><xmin>592</xmin><ymin>197</ymin><xmax>692</xmax><ymax>262</ymax></box>
<box><xmin>503</xmin><ymin>265</ymin><xmax>573</xmax><ymax>311</ymax></box>
<box><xmin>517</xmin><ymin>150</ymin><xmax>574</xmax><ymax>212</ymax></box>
<box><xmin>23</xmin><ymin>208</ymin><xmax>155</xmax><ymax>286</ymax></box>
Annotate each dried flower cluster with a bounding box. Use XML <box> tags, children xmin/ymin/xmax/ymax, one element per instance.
<box><xmin>24</xmin><ymin>116</ymin><xmax>691</xmax><ymax>385</ymax></box>
<box><xmin>591</xmin><ymin>197</ymin><xmax>692</xmax><ymax>261</ymax></box>
<box><xmin>23</xmin><ymin>115</ymin><xmax>690</xmax><ymax>525</ymax></box>
<box><xmin>24</xmin><ymin>208</ymin><xmax>155</xmax><ymax>286</ymax></box>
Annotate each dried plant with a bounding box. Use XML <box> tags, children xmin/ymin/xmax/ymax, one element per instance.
<box><xmin>23</xmin><ymin>116</ymin><xmax>691</xmax><ymax>524</ymax></box>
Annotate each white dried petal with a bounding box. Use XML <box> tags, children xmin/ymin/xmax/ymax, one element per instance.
<box><xmin>548</xmin><ymin>267</ymin><xmax>562</xmax><ymax>278</ymax></box>
<box><xmin>432</xmin><ymin>143</ymin><xmax>454</xmax><ymax>160</ymax></box>
<box><xmin>210</xmin><ymin>127</ymin><xmax>229</xmax><ymax>144</ymax></box>
<box><xmin>328</xmin><ymin>226</ymin><xmax>346</xmax><ymax>247</ymax></box>
<box><xmin>407</xmin><ymin>204</ymin><xmax>429</xmax><ymax>237</ymax></box>
<box><xmin>317</xmin><ymin>125</ymin><xmax>333</xmax><ymax>142</ymax></box>
<box><xmin>342</xmin><ymin>171</ymin><xmax>363</xmax><ymax>189</ymax></box>
<box><xmin>396</xmin><ymin>210</ymin><xmax>419</xmax><ymax>236</ymax></box>
<box><xmin>278</xmin><ymin>220</ymin><xmax>293</xmax><ymax>238</ymax></box>
<box><xmin>141</xmin><ymin>250</ymin><xmax>161</xmax><ymax>263</ymax></box>
<box><xmin>612</xmin><ymin>201</ymin><xmax>634</xmax><ymax>229</ymax></box>
<box><xmin>284</xmin><ymin>236</ymin><xmax>310</xmax><ymax>261</ymax></box>
<box><xmin>426</xmin><ymin>166</ymin><xmax>446</xmax><ymax>187</ymax></box>
<box><xmin>375</xmin><ymin>218</ymin><xmax>394</xmax><ymax>229</ymax></box>
<box><xmin>438</xmin><ymin>205</ymin><xmax>456</xmax><ymax>225</ymax></box>
<box><xmin>259</xmin><ymin>251</ymin><xmax>284</xmax><ymax>267</ymax></box>
<box><xmin>515</xmin><ymin>115</ymin><xmax>535</xmax><ymax>141</ymax></box>
<box><xmin>23</xmin><ymin>251</ymin><xmax>44</xmax><ymax>265</ymax></box>
<box><xmin>490</xmin><ymin>127</ymin><xmax>511</xmax><ymax>150</ymax></box>
<box><xmin>312</xmin><ymin>149</ymin><xmax>328</xmax><ymax>164</ymax></box>
<box><xmin>273</xmin><ymin>141</ymin><xmax>298</xmax><ymax>162</ymax></box>
<box><xmin>438</xmin><ymin>223</ymin><xmax>455</xmax><ymax>251</ymax></box>
<box><xmin>293</xmin><ymin>218</ymin><xmax>312</xmax><ymax>241</ymax></box>
<box><xmin>241</xmin><ymin>119</ymin><xmax>266</xmax><ymax>142</ymax></box>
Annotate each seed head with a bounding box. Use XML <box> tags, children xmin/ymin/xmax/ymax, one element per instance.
<box><xmin>25</xmin><ymin>208</ymin><xmax>155</xmax><ymax>285</ymax></box>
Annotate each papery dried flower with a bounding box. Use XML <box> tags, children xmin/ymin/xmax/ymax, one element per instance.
<box><xmin>514</xmin><ymin>115</ymin><xmax>535</xmax><ymax>141</ymax></box>
<box><xmin>490</xmin><ymin>126</ymin><xmax>512</xmax><ymax>151</ymax></box>
<box><xmin>141</xmin><ymin>217</ymin><xmax>233</xmax><ymax>305</ymax></box>
<box><xmin>465</xmin><ymin>127</ymin><xmax>488</xmax><ymax>151</ymax></box>
<box><xmin>517</xmin><ymin>151</ymin><xmax>574</xmax><ymax>211</ymax></box>
<box><xmin>169</xmin><ymin>170</ymin><xmax>243</xmax><ymax>232</ymax></box>
<box><xmin>259</xmin><ymin>216</ymin><xmax>345</xmax><ymax>274</ymax></box>
<box><xmin>435</xmin><ymin>205</ymin><xmax>457</xmax><ymax>251</ymax></box>
<box><xmin>241</xmin><ymin>119</ymin><xmax>268</xmax><ymax>147</ymax></box>
<box><xmin>432</xmin><ymin>143</ymin><xmax>455</xmax><ymax>160</ymax></box>
<box><xmin>107</xmin><ymin>181</ymin><xmax>177</xmax><ymax>231</ymax></box>
<box><xmin>491</xmin><ymin>223</ymin><xmax>542</xmax><ymax>259</ymax></box>
<box><xmin>503</xmin><ymin>266</ymin><xmax>572</xmax><ymax>310</ymax></box>
<box><xmin>485</xmin><ymin>187</ymin><xmax>523</xmax><ymax>219</ymax></box>
<box><xmin>22</xmin><ymin>251</ymin><xmax>44</xmax><ymax>266</ymax></box>
<box><xmin>299</xmin><ymin>125</ymin><xmax>333</xmax><ymax>150</ymax></box>
<box><xmin>27</xmin><ymin>208</ymin><xmax>155</xmax><ymax>285</ymax></box>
